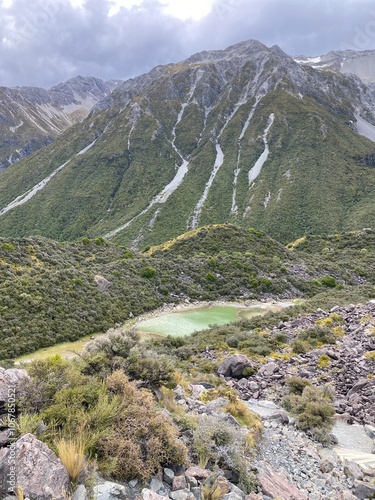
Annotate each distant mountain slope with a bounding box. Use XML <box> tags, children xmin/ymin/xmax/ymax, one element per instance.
<box><xmin>1</xmin><ymin>40</ymin><xmax>375</xmax><ymax>246</ymax></box>
<box><xmin>0</xmin><ymin>76</ymin><xmax>121</xmax><ymax>171</ymax></box>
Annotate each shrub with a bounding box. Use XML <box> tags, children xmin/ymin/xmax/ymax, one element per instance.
<box><xmin>100</xmin><ymin>371</ymin><xmax>187</xmax><ymax>480</ymax></box>
<box><xmin>1</xmin><ymin>242</ymin><xmax>14</xmax><ymax>251</ymax></box>
<box><xmin>140</xmin><ymin>266</ymin><xmax>157</xmax><ymax>279</ymax></box>
<box><xmin>282</xmin><ymin>385</ymin><xmax>334</xmax><ymax>443</ymax></box>
<box><xmin>317</xmin><ymin>354</ymin><xmax>331</xmax><ymax>369</ymax></box>
<box><xmin>290</xmin><ymin>339</ymin><xmax>310</xmax><ymax>354</ymax></box>
<box><xmin>285</xmin><ymin>377</ymin><xmax>312</xmax><ymax>395</ymax></box>
<box><xmin>320</xmin><ymin>276</ymin><xmax>337</xmax><ymax>288</ymax></box>
<box><xmin>192</xmin><ymin>415</ymin><xmax>256</xmax><ymax>493</ymax></box>
<box><xmin>124</xmin><ymin>348</ymin><xmax>175</xmax><ymax>388</ymax></box>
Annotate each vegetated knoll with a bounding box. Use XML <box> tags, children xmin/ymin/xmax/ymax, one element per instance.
<box><xmin>2</xmin><ymin>41</ymin><xmax>375</xmax><ymax>247</ymax></box>
<box><xmin>146</xmin><ymin>224</ymin><xmax>290</xmax><ymax>260</ymax></box>
<box><xmin>1</xmin><ymin>224</ymin><xmax>375</xmax><ymax>361</ymax></box>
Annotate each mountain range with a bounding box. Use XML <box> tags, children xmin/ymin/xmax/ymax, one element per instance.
<box><xmin>0</xmin><ymin>76</ymin><xmax>121</xmax><ymax>172</ymax></box>
<box><xmin>1</xmin><ymin>40</ymin><xmax>375</xmax><ymax>247</ymax></box>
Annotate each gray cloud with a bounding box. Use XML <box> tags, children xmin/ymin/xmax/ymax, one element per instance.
<box><xmin>0</xmin><ymin>0</ymin><xmax>375</xmax><ymax>88</ymax></box>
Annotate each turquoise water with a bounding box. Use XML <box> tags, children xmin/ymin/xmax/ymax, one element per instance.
<box><xmin>137</xmin><ymin>304</ymin><xmax>274</xmax><ymax>337</ymax></box>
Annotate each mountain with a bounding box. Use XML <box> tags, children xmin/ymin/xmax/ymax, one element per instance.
<box><xmin>1</xmin><ymin>40</ymin><xmax>375</xmax><ymax>246</ymax></box>
<box><xmin>0</xmin><ymin>76</ymin><xmax>121</xmax><ymax>171</ymax></box>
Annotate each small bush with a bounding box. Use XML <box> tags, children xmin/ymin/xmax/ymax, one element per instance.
<box><xmin>282</xmin><ymin>385</ymin><xmax>334</xmax><ymax>443</ymax></box>
<box><xmin>317</xmin><ymin>354</ymin><xmax>331</xmax><ymax>369</ymax></box>
<box><xmin>321</xmin><ymin>276</ymin><xmax>337</xmax><ymax>288</ymax></box>
<box><xmin>140</xmin><ymin>266</ymin><xmax>157</xmax><ymax>279</ymax></box>
<box><xmin>286</xmin><ymin>377</ymin><xmax>312</xmax><ymax>395</ymax></box>
<box><xmin>1</xmin><ymin>242</ymin><xmax>14</xmax><ymax>251</ymax></box>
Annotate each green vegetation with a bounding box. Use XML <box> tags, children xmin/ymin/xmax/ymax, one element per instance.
<box><xmin>282</xmin><ymin>385</ymin><xmax>335</xmax><ymax>444</ymax></box>
<box><xmin>0</xmin><ymin>225</ymin><xmax>374</xmax><ymax>360</ymax></box>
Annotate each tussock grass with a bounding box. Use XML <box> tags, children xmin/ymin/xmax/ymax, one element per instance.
<box><xmin>56</xmin><ymin>437</ymin><xmax>85</xmax><ymax>483</ymax></box>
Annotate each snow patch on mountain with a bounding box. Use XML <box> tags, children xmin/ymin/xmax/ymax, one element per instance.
<box><xmin>248</xmin><ymin>113</ymin><xmax>275</xmax><ymax>185</ymax></box>
<box><xmin>355</xmin><ymin>114</ymin><xmax>375</xmax><ymax>142</ymax></box>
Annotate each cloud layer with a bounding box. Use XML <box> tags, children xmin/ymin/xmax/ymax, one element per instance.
<box><xmin>1</xmin><ymin>0</ymin><xmax>375</xmax><ymax>88</ymax></box>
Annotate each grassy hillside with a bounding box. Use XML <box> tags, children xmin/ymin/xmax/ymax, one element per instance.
<box><xmin>0</xmin><ymin>225</ymin><xmax>374</xmax><ymax>360</ymax></box>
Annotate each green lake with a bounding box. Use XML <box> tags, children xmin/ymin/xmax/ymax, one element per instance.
<box><xmin>136</xmin><ymin>303</ymin><xmax>287</xmax><ymax>337</ymax></box>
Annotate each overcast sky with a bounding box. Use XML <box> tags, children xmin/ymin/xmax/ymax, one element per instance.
<box><xmin>1</xmin><ymin>0</ymin><xmax>375</xmax><ymax>88</ymax></box>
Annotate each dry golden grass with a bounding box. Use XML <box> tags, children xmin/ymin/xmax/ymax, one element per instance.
<box><xmin>56</xmin><ymin>437</ymin><xmax>85</xmax><ymax>483</ymax></box>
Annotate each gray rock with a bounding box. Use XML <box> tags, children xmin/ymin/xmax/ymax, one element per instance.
<box><xmin>190</xmin><ymin>487</ymin><xmax>201</xmax><ymax>500</ymax></box>
<box><xmin>0</xmin><ymin>368</ymin><xmax>30</xmax><ymax>401</ymax></box>
<box><xmin>94</xmin><ymin>275</ymin><xmax>111</xmax><ymax>292</ymax></box>
<box><xmin>0</xmin><ymin>433</ymin><xmax>70</xmax><ymax>500</ymax></box>
<box><xmin>346</xmin><ymin>379</ymin><xmax>368</xmax><ymax>397</ymax></box>
<box><xmin>72</xmin><ymin>485</ymin><xmax>87</xmax><ymax>500</ymax></box>
<box><xmin>163</xmin><ymin>468</ymin><xmax>174</xmax><ymax>485</ymax></box>
<box><xmin>217</xmin><ymin>355</ymin><xmax>256</xmax><ymax>379</ymax></box>
<box><xmin>94</xmin><ymin>479</ymin><xmax>127</xmax><ymax>499</ymax></box>
<box><xmin>0</xmin><ymin>429</ymin><xmax>13</xmax><ymax>447</ymax></box>
<box><xmin>352</xmin><ymin>481</ymin><xmax>375</xmax><ymax>499</ymax></box>
<box><xmin>223</xmin><ymin>493</ymin><xmax>243</xmax><ymax>500</ymax></box>
<box><xmin>343</xmin><ymin>461</ymin><xmax>364</xmax><ymax>481</ymax></box>
<box><xmin>169</xmin><ymin>489</ymin><xmax>195</xmax><ymax>500</ymax></box>
<box><xmin>257</xmin><ymin>362</ymin><xmax>278</xmax><ymax>377</ymax></box>
<box><xmin>149</xmin><ymin>477</ymin><xmax>165</xmax><ymax>494</ymax></box>
<box><xmin>364</xmin><ymin>424</ymin><xmax>375</xmax><ymax>439</ymax></box>
<box><xmin>229</xmin><ymin>483</ymin><xmax>245</xmax><ymax>499</ymax></box>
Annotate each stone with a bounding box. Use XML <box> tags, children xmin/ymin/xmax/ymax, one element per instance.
<box><xmin>337</xmin><ymin>491</ymin><xmax>357</xmax><ymax>500</ymax></box>
<box><xmin>163</xmin><ymin>468</ymin><xmax>174</xmax><ymax>485</ymax></box>
<box><xmin>186</xmin><ymin>475</ymin><xmax>198</xmax><ymax>488</ymax></box>
<box><xmin>169</xmin><ymin>489</ymin><xmax>195</xmax><ymax>500</ymax></box>
<box><xmin>257</xmin><ymin>362</ymin><xmax>278</xmax><ymax>377</ymax></box>
<box><xmin>0</xmin><ymin>433</ymin><xmax>70</xmax><ymax>500</ymax></box>
<box><xmin>190</xmin><ymin>487</ymin><xmax>201</xmax><ymax>500</ymax></box>
<box><xmin>72</xmin><ymin>484</ymin><xmax>87</xmax><ymax>500</ymax></box>
<box><xmin>319</xmin><ymin>460</ymin><xmax>334</xmax><ymax>473</ymax></box>
<box><xmin>172</xmin><ymin>475</ymin><xmax>187</xmax><ymax>491</ymax></box>
<box><xmin>149</xmin><ymin>478</ymin><xmax>165</xmax><ymax>494</ymax></box>
<box><xmin>229</xmin><ymin>483</ymin><xmax>246</xmax><ymax>498</ymax></box>
<box><xmin>0</xmin><ymin>368</ymin><xmax>30</xmax><ymax>401</ymax></box>
<box><xmin>217</xmin><ymin>355</ymin><xmax>256</xmax><ymax>379</ymax></box>
<box><xmin>245</xmin><ymin>495</ymin><xmax>263</xmax><ymax>500</ymax></box>
<box><xmin>364</xmin><ymin>424</ymin><xmax>375</xmax><ymax>439</ymax></box>
<box><xmin>94</xmin><ymin>479</ymin><xmax>128</xmax><ymax>499</ymax></box>
<box><xmin>223</xmin><ymin>493</ymin><xmax>243</xmax><ymax>500</ymax></box>
<box><xmin>343</xmin><ymin>461</ymin><xmax>363</xmax><ymax>481</ymax></box>
<box><xmin>263</xmin><ymin>410</ymin><xmax>289</xmax><ymax>425</ymax></box>
<box><xmin>0</xmin><ymin>430</ymin><xmax>13</xmax><ymax>447</ymax></box>
<box><xmin>94</xmin><ymin>275</ymin><xmax>111</xmax><ymax>292</ymax></box>
<box><xmin>257</xmin><ymin>461</ymin><xmax>308</xmax><ymax>500</ymax></box>
<box><xmin>142</xmin><ymin>489</ymin><xmax>166</xmax><ymax>500</ymax></box>
<box><xmin>346</xmin><ymin>379</ymin><xmax>369</xmax><ymax>397</ymax></box>
<box><xmin>185</xmin><ymin>466</ymin><xmax>210</xmax><ymax>480</ymax></box>
<box><xmin>352</xmin><ymin>481</ymin><xmax>375</xmax><ymax>499</ymax></box>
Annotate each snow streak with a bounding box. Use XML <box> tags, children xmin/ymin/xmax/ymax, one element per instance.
<box><xmin>0</xmin><ymin>140</ymin><xmax>97</xmax><ymax>217</ymax></box>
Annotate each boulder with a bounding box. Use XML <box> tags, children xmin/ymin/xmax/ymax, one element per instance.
<box><xmin>0</xmin><ymin>368</ymin><xmax>30</xmax><ymax>402</ymax></box>
<box><xmin>257</xmin><ymin>461</ymin><xmax>308</xmax><ymax>500</ymax></box>
<box><xmin>352</xmin><ymin>481</ymin><xmax>375</xmax><ymax>499</ymax></box>
<box><xmin>0</xmin><ymin>433</ymin><xmax>70</xmax><ymax>500</ymax></box>
<box><xmin>217</xmin><ymin>355</ymin><xmax>256</xmax><ymax>379</ymax></box>
<box><xmin>343</xmin><ymin>461</ymin><xmax>363</xmax><ymax>481</ymax></box>
<box><xmin>257</xmin><ymin>362</ymin><xmax>278</xmax><ymax>377</ymax></box>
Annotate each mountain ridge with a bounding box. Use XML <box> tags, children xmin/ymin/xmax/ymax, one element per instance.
<box><xmin>1</xmin><ymin>40</ymin><xmax>375</xmax><ymax>246</ymax></box>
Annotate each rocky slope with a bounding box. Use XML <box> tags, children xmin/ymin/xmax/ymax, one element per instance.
<box><xmin>0</xmin><ymin>76</ymin><xmax>121</xmax><ymax>172</ymax></box>
<box><xmin>1</xmin><ymin>41</ymin><xmax>375</xmax><ymax>245</ymax></box>
<box><xmin>225</xmin><ymin>302</ymin><xmax>375</xmax><ymax>426</ymax></box>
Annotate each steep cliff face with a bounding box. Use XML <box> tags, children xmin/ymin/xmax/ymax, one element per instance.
<box><xmin>0</xmin><ymin>76</ymin><xmax>121</xmax><ymax>171</ymax></box>
<box><xmin>0</xmin><ymin>40</ymin><xmax>375</xmax><ymax>247</ymax></box>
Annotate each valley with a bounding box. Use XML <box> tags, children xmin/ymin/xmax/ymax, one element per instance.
<box><xmin>0</xmin><ymin>39</ymin><xmax>375</xmax><ymax>500</ymax></box>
